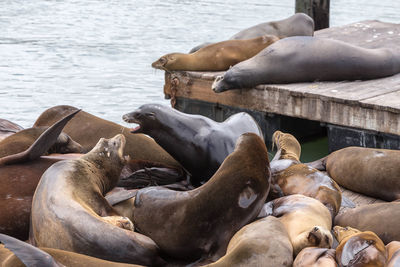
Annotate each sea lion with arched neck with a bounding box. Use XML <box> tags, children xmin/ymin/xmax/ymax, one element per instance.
<box><xmin>31</xmin><ymin>134</ymin><xmax>164</xmax><ymax>266</ymax></box>
<box><xmin>270</xmin><ymin>131</ymin><xmax>342</xmax><ymax>217</ymax></box>
<box><xmin>152</xmin><ymin>35</ymin><xmax>279</xmax><ymax>71</ymax></box>
<box><xmin>333</xmin><ymin>226</ymin><xmax>387</xmax><ymax>267</ymax></box>
<box><xmin>123</xmin><ymin>103</ymin><xmax>263</xmax><ymax>186</ymax></box>
<box><xmin>212</xmin><ymin>36</ymin><xmax>400</xmax><ymax>93</ymax></box>
<box><xmin>131</xmin><ymin>133</ymin><xmax>270</xmax><ymax>262</ymax></box>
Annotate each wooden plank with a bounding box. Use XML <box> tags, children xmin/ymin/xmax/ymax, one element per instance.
<box><xmin>295</xmin><ymin>0</ymin><xmax>330</xmax><ymax>30</ymax></box>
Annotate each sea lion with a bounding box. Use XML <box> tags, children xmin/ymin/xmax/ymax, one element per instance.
<box><xmin>308</xmin><ymin>146</ymin><xmax>400</xmax><ymax>201</ymax></box>
<box><xmin>31</xmin><ymin>134</ymin><xmax>164</xmax><ymax>266</ymax></box>
<box><xmin>259</xmin><ymin>194</ymin><xmax>333</xmax><ymax>256</ymax></box>
<box><xmin>270</xmin><ymin>131</ymin><xmax>342</xmax><ymax>217</ymax></box>
<box><xmin>212</xmin><ymin>36</ymin><xmax>400</xmax><ymax>93</ymax></box>
<box><xmin>0</xmin><ymin>119</ymin><xmax>23</xmax><ymax>142</ymax></box>
<box><xmin>123</xmin><ymin>103</ymin><xmax>263</xmax><ymax>186</ymax></box>
<box><xmin>293</xmin><ymin>247</ymin><xmax>337</xmax><ymax>267</ymax></box>
<box><xmin>33</xmin><ymin>105</ymin><xmax>181</xmax><ymax>169</ymax></box>
<box><xmin>205</xmin><ymin>216</ymin><xmax>293</xmax><ymax>267</ymax></box>
<box><xmin>334</xmin><ymin>202</ymin><xmax>400</xmax><ymax>244</ymax></box>
<box><xmin>132</xmin><ymin>133</ymin><xmax>270</xmax><ymax>261</ymax></box>
<box><xmin>189</xmin><ymin>13</ymin><xmax>314</xmax><ymax>53</ymax></box>
<box><xmin>386</xmin><ymin>241</ymin><xmax>400</xmax><ymax>267</ymax></box>
<box><xmin>0</xmin><ymin>234</ymin><xmax>143</xmax><ymax>267</ymax></box>
<box><xmin>0</xmin><ymin>127</ymin><xmax>83</xmax><ymax>158</ymax></box>
<box><xmin>152</xmin><ymin>35</ymin><xmax>279</xmax><ymax>71</ymax></box>
<box><xmin>333</xmin><ymin>226</ymin><xmax>387</xmax><ymax>267</ymax></box>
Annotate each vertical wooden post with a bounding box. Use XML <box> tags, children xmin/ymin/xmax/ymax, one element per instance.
<box><xmin>295</xmin><ymin>0</ymin><xmax>330</xmax><ymax>30</ymax></box>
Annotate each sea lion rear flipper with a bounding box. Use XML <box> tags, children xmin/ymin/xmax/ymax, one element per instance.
<box><xmin>0</xmin><ymin>109</ymin><xmax>80</xmax><ymax>165</ymax></box>
<box><xmin>105</xmin><ymin>189</ymin><xmax>138</xmax><ymax>206</ymax></box>
<box><xmin>341</xmin><ymin>195</ymin><xmax>356</xmax><ymax>208</ymax></box>
<box><xmin>305</xmin><ymin>156</ymin><xmax>328</xmax><ymax>170</ymax></box>
<box><xmin>0</xmin><ymin>234</ymin><xmax>61</xmax><ymax>267</ymax></box>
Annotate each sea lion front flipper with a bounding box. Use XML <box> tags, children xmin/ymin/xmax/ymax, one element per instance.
<box><xmin>0</xmin><ymin>109</ymin><xmax>80</xmax><ymax>165</ymax></box>
<box><xmin>341</xmin><ymin>195</ymin><xmax>356</xmax><ymax>208</ymax></box>
<box><xmin>105</xmin><ymin>189</ymin><xmax>138</xmax><ymax>206</ymax></box>
<box><xmin>0</xmin><ymin>234</ymin><xmax>61</xmax><ymax>267</ymax></box>
<box><xmin>305</xmin><ymin>156</ymin><xmax>328</xmax><ymax>171</ymax></box>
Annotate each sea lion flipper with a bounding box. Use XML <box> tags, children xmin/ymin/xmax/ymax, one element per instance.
<box><xmin>305</xmin><ymin>156</ymin><xmax>328</xmax><ymax>171</ymax></box>
<box><xmin>0</xmin><ymin>234</ymin><xmax>61</xmax><ymax>267</ymax></box>
<box><xmin>106</xmin><ymin>189</ymin><xmax>138</xmax><ymax>206</ymax></box>
<box><xmin>118</xmin><ymin>167</ymin><xmax>185</xmax><ymax>188</ymax></box>
<box><xmin>341</xmin><ymin>195</ymin><xmax>356</xmax><ymax>208</ymax></box>
<box><xmin>0</xmin><ymin>109</ymin><xmax>80</xmax><ymax>165</ymax></box>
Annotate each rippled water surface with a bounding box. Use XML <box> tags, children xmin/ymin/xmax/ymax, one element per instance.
<box><xmin>1</xmin><ymin>0</ymin><xmax>399</xmax><ymax>128</ymax></box>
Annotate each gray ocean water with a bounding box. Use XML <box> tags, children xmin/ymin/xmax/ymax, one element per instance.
<box><xmin>1</xmin><ymin>1</ymin><xmax>399</xmax><ymax>160</ymax></box>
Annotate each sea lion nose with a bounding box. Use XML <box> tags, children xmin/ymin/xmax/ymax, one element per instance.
<box><xmin>122</xmin><ymin>112</ymin><xmax>139</xmax><ymax>123</ymax></box>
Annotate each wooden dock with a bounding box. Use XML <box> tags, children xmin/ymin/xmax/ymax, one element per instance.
<box><xmin>163</xmin><ymin>20</ymin><xmax>400</xmax><ymax>151</ymax></box>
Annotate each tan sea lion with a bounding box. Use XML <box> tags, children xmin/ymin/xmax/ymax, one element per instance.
<box><xmin>31</xmin><ymin>134</ymin><xmax>164</xmax><ymax>266</ymax></box>
<box><xmin>333</xmin><ymin>226</ymin><xmax>387</xmax><ymax>267</ymax></box>
<box><xmin>259</xmin><ymin>194</ymin><xmax>333</xmax><ymax>256</ymax></box>
<box><xmin>152</xmin><ymin>35</ymin><xmax>279</xmax><ymax>71</ymax></box>
<box><xmin>0</xmin><ymin>234</ymin><xmax>143</xmax><ymax>267</ymax></box>
<box><xmin>335</xmin><ymin>202</ymin><xmax>400</xmax><ymax>244</ymax></box>
<box><xmin>33</xmin><ymin>105</ymin><xmax>181</xmax><ymax>169</ymax></box>
<box><xmin>0</xmin><ymin>119</ymin><xmax>23</xmax><ymax>142</ymax></box>
<box><xmin>308</xmin><ymin>146</ymin><xmax>400</xmax><ymax>201</ymax></box>
<box><xmin>270</xmin><ymin>131</ymin><xmax>342</xmax><ymax>217</ymax></box>
<box><xmin>293</xmin><ymin>247</ymin><xmax>337</xmax><ymax>267</ymax></box>
<box><xmin>386</xmin><ymin>241</ymin><xmax>400</xmax><ymax>267</ymax></box>
<box><xmin>132</xmin><ymin>133</ymin><xmax>271</xmax><ymax>262</ymax></box>
<box><xmin>205</xmin><ymin>216</ymin><xmax>293</xmax><ymax>267</ymax></box>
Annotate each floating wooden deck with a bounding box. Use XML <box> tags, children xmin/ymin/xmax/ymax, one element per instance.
<box><xmin>163</xmin><ymin>20</ymin><xmax>400</xmax><ymax>151</ymax></box>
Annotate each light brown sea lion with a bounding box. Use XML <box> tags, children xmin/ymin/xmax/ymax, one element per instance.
<box><xmin>0</xmin><ymin>119</ymin><xmax>23</xmax><ymax>142</ymax></box>
<box><xmin>259</xmin><ymin>194</ymin><xmax>333</xmax><ymax>256</ymax></box>
<box><xmin>270</xmin><ymin>131</ymin><xmax>342</xmax><ymax>217</ymax></box>
<box><xmin>33</xmin><ymin>105</ymin><xmax>181</xmax><ymax>169</ymax></box>
<box><xmin>333</xmin><ymin>226</ymin><xmax>387</xmax><ymax>267</ymax></box>
<box><xmin>293</xmin><ymin>247</ymin><xmax>337</xmax><ymax>267</ymax></box>
<box><xmin>31</xmin><ymin>134</ymin><xmax>164</xmax><ymax>266</ymax></box>
<box><xmin>334</xmin><ymin>202</ymin><xmax>400</xmax><ymax>244</ymax></box>
<box><xmin>308</xmin><ymin>146</ymin><xmax>400</xmax><ymax>201</ymax></box>
<box><xmin>386</xmin><ymin>241</ymin><xmax>400</xmax><ymax>267</ymax></box>
<box><xmin>152</xmin><ymin>35</ymin><xmax>279</xmax><ymax>71</ymax></box>
<box><xmin>205</xmin><ymin>216</ymin><xmax>293</xmax><ymax>267</ymax></box>
<box><xmin>0</xmin><ymin>234</ymin><xmax>143</xmax><ymax>267</ymax></box>
<box><xmin>132</xmin><ymin>133</ymin><xmax>270</xmax><ymax>262</ymax></box>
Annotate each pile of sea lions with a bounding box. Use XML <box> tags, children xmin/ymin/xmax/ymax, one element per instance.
<box><xmin>1</xmin><ymin>103</ymin><xmax>400</xmax><ymax>266</ymax></box>
<box><xmin>151</xmin><ymin>13</ymin><xmax>400</xmax><ymax>93</ymax></box>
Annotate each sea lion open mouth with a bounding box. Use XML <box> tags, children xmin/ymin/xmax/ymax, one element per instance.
<box><xmin>130</xmin><ymin>125</ymin><xmax>141</xmax><ymax>133</ymax></box>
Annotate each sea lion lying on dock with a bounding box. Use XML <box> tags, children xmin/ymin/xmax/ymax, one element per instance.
<box><xmin>123</xmin><ymin>103</ymin><xmax>263</xmax><ymax>186</ymax></box>
<box><xmin>293</xmin><ymin>247</ymin><xmax>337</xmax><ymax>267</ymax></box>
<box><xmin>212</xmin><ymin>36</ymin><xmax>400</xmax><ymax>92</ymax></box>
<box><xmin>152</xmin><ymin>35</ymin><xmax>279</xmax><ymax>71</ymax></box>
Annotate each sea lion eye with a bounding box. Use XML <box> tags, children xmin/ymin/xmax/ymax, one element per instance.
<box><xmin>145</xmin><ymin>112</ymin><xmax>156</xmax><ymax>119</ymax></box>
<box><xmin>160</xmin><ymin>58</ymin><xmax>166</xmax><ymax>64</ymax></box>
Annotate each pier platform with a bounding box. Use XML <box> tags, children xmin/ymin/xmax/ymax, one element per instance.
<box><xmin>163</xmin><ymin>20</ymin><xmax>400</xmax><ymax>151</ymax></box>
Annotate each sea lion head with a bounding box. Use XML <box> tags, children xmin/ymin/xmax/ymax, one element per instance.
<box><xmin>272</xmin><ymin>130</ymin><xmax>301</xmax><ymax>161</ymax></box>
<box><xmin>47</xmin><ymin>132</ymin><xmax>85</xmax><ymax>154</ymax></box>
<box><xmin>333</xmin><ymin>226</ymin><xmax>361</xmax><ymax>243</ymax></box>
<box><xmin>151</xmin><ymin>53</ymin><xmax>184</xmax><ymax>71</ymax></box>
<box><xmin>212</xmin><ymin>70</ymin><xmax>244</xmax><ymax>93</ymax></box>
<box><xmin>295</xmin><ymin>226</ymin><xmax>333</xmax><ymax>255</ymax></box>
<box><xmin>123</xmin><ymin>104</ymin><xmax>171</xmax><ymax>135</ymax></box>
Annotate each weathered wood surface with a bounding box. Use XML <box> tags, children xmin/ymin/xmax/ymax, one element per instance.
<box><xmin>164</xmin><ymin>20</ymin><xmax>400</xmax><ymax>136</ymax></box>
<box><xmin>295</xmin><ymin>0</ymin><xmax>330</xmax><ymax>30</ymax></box>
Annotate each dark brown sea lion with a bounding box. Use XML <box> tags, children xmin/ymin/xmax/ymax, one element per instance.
<box><xmin>333</xmin><ymin>226</ymin><xmax>387</xmax><ymax>267</ymax></box>
<box><xmin>31</xmin><ymin>134</ymin><xmax>164</xmax><ymax>266</ymax></box>
<box><xmin>132</xmin><ymin>133</ymin><xmax>270</xmax><ymax>262</ymax></box>
<box><xmin>334</xmin><ymin>202</ymin><xmax>400</xmax><ymax>244</ymax></box>
<box><xmin>259</xmin><ymin>194</ymin><xmax>333</xmax><ymax>256</ymax></box>
<box><xmin>386</xmin><ymin>241</ymin><xmax>400</xmax><ymax>267</ymax></box>
<box><xmin>0</xmin><ymin>234</ymin><xmax>143</xmax><ymax>267</ymax></box>
<box><xmin>212</xmin><ymin>36</ymin><xmax>400</xmax><ymax>93</ymax></box>
<box><xmin>33</xmin><ymin>105</ymin><xmax>181</xmax><ymax>169</ymax></box>
<box><xmin>205</xmin><ymin>216</ymin><xmax>293</xmax><ymax>267</ymax></box>
<box><xmin>0</xmin><ymin>119</ymin><xmax>23</xmax><ymax>142</ymax></box>
<box><xmin>189</xmin><ymin>13</ymin><xmax>314</xmax><ymax>53</ymax></box>
<box><xmin>308</xmin><ymin>146</ymin><xmax>400</xmax><ymax>201</ymax></box>
<box><xmin>293</xmin><ymin>247</ymin><xmax>337</xmax><ymax>267</ymax></box>
<box><xmin>270</xmin><ymin>131</ymin><xmax>342</xmax><ymax>217</ymax></box>
<box><xmin>123</xmin><ymin>103</ymin><xmax>263</xmax><ymax>186</ymax></box>
<box><xmin>152</xmin><ymin>35</ymin><xmax>279</xmax><ymax>71</ymax></box>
